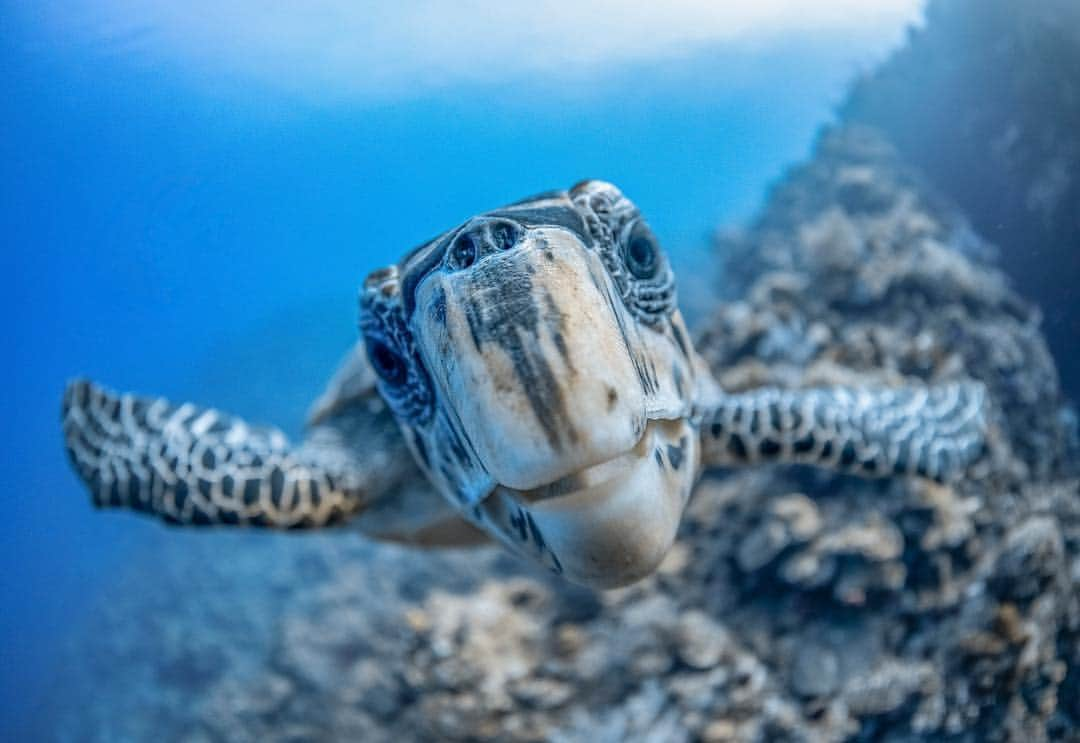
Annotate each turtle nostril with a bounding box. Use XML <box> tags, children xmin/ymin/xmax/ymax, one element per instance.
<box><xmin>450</xmin><ymin>233</ymin><xmax>477</xmax><ymax>270</ymax></box>
<box><xmin>448</xmin><ymin>218</ymin><xmax>524</xmax><ymax>271</ymax></box>
<box><xmin>489</xmin><ymin>220</ymin><xmax>523</xmax><ymax>251</ymax></box>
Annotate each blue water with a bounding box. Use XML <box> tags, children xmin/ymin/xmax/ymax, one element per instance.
<box><xmin>3</xmin><ymin>10</ymin><xmax>909</xmax><ymax>737</ymax></box>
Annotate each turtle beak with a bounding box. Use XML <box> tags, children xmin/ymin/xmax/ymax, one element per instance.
<box><xmin>485</xmin><ymin>416</ymin><xmax>697</xmax><ymax>588</ymax></box>
<box><xmin>412</xmin><ymin>227</ymin><xmax>652</xmax><ymax>491</ymax></box>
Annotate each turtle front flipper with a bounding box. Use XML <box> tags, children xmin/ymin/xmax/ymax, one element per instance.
<box><xmin>62</xmin><ymin>379</ymin><xmax>378</xmax><ymax>528</ymax></box>
<box><xmin>700</xmin><ymin>382</ymin><xmax>988</xmax><ymax>482</ymax></box>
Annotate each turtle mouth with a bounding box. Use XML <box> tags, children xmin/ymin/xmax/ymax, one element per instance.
<box><xmin>498</xmin><ymin>418</ymin><xmax>672</xmax><ymax>504</ymax></box>
<box><xmin>480</xmin><ymin>414</ymin><xmax>695</xmax><ymax>589</ymax></box>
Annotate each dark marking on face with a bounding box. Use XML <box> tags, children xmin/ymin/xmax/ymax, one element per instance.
<box><xmin>439</xmin><ymin>464</ymin><xmax>463</xmax><ymax>501</ymax></box>
<box><xmin>671</xmin><ymin>322</ymin><xmax>690</xmax><ymax>360</ymax></box>
<box><xmin>542</xmin><ymin>290</ymin><xmax>573</xmax><ymax>372</ymax></box>
<box><xmin>444</xmin><ymin>418</ymin><xmax>473</xmax><ymax>469</ymax></box>
<box><xmin>607</xmin><ymin>386</ymin><xmax>619</xmax><ymax>411</ymax></box>
<box><xmin>728</xmin><ymin>434</ymin><xmax>748</xmax><ymax>460</ymax></box>
<box><xmin>667</xmin><ymin>436</ymin><xmax>687</xmax><ymax>470</ymax></box>
<box><xmin>710</xmin><ymin>419</ymin><xmax>724</xmax><ymax>438</ymax></box>
<box><xmin>550</xmin><ymin>551</ymin><xmax>564</xmax><ymax>575</ymax></box>
<box><xmin>412</xmin><ymin>431</ymin><xmax>430</xmax><ymax>469</ymax></box>
<box><xmin>462</xmin><ymin>257</ymin><xmax>576</xmax><ymax>451</ymax></box>
<box><xmin>429</xmin><ymin>287</ymin><xmax>447</xmax><ymax>326</ymax></box>
<box><xmin>525</xmin><ymin>512</ymin><xmax>546</xmax><ymax>551</ymax></box>
<box><xmin>592</xmin><ymin>261</ymin><xmax>657</xmax><ymax>398</ymax></box>
<box><xmin>552</xmin><ymin>331</ymin><xmax>570</xmax><ymax>368</ymax></box>
<box><xmin>401</xmin><ymin>231</ymin><xmax>456</xmax><ymax>317</ymax></box>
<box><xmin>510</xmin><ymin>507</ymin><xmax>528</xmax><ymax>542</ymax></box>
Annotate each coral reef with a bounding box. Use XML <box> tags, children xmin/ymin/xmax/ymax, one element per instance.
<box><xmin>840</xmin><ymin>0</ymin><xmax>1080</xmax><ymax>397</ymax></box>
<box><xmin>46</xmin><ymin>125</ymin><xmax>1079</xmax><ymax>742</ymax></box>
<box><xmin>712</xmin><ymin>125</ymin><xmax>1072</xmax><ymax>481</ymax></box>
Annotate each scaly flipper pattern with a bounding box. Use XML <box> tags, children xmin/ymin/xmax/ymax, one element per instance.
<box><xmin>700</xmin><ymin>382</ymin><xmax>987</xmax><ymax>482</ymax></box>
<box><xmin>62</xmin><ymin>380</ymin><xmax>375</xmax><ymax>528</ymax></box>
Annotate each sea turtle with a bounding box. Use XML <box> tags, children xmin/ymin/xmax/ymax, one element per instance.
<box><xmin>62</xmin><ymin>181</ymin><xmax>988</xmax><ymax>588</ymax></box>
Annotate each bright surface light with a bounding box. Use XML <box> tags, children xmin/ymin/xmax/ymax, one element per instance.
<box><xmin>47</xmin><ymin>0</ymin><xmax>924</xmax><ymax>99</ymax></box>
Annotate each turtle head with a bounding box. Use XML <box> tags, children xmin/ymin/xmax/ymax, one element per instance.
<box><xmin>360</xmin><ymin>181</ymin><xmax>699</xmax><ymax>587</ymax></box>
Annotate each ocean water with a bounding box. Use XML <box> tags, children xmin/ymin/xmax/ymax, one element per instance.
<box><xmin>2</xmin><ymin>6</ymin><xmax>928</xmax><ymax>738</ymax></box>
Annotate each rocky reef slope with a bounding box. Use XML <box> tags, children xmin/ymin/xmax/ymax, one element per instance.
<box><xmin>840</xmin><ymin>0</ymin><xmax>1080</xmax><ymax>398</ymax></box>
<box><xmin>47</xmin><ymin>125</ymin><xmax>1078</xmax><ymax>742</ymax></box>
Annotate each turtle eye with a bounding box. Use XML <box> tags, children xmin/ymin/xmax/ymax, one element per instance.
<box><xmin>623</xmin><ymin>221</ymin><xmax>660</xmax><ymax>280</ymax></box>
<box><xmin>367</xmin><ymin>340</ymin><xmax>408</xmax><ymax>387</ymax></box>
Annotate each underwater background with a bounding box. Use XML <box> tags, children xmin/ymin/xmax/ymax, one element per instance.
<box><xmin>4</xmin><ymin>1</ymin><xmax>1078</xmax><ymax>740</ymax></box>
